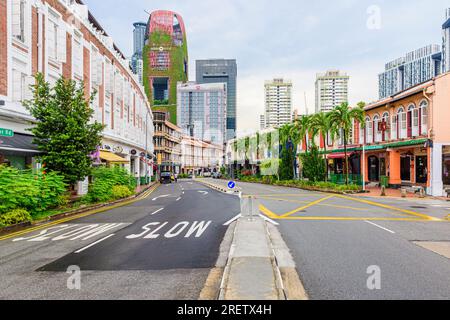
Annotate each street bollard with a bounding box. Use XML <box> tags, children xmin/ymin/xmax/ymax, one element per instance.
<box><xmin>419</xmin><ymin>187</ymin><xmax>425</xmax><ymax>198</ymax></box>
<box><xmin>381</xmin><ymin>186</ymin><xmax>386</xmax><ymax>197</ymax></box>
<box><xmin>401</xmin><ymin>188</ymin><xmax>407</xmax><ymax>198</ymax></box>
<box><xmin>240</xmin><ymin>196</ymin><xmax>259</xmax><ymax>221</ymax></box>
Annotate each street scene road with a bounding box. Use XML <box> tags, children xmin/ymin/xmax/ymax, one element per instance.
<box><xmin>202</xmin><ymin>179</ymin><xmax>450</xmax><ymax>300</ymax></box>
<box><xmin>0</xmin><ymin>181</ymin><xmax>240</xmax><ymax>300</ymax></box>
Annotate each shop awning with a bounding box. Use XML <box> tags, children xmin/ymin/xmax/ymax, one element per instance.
<box><xmin>0</xmin><ymin>133</ymin><xmax>41</xmax><ymax>155</ymax></box>
<box><xmin>99</xmin><ymin>151</ymin><xmax>129</xmax><ymax>164</ymax></box>
<box><xmin>327</xmin><ymin>152</ymin><xmax>354</xmax><ymax>159</ymax></box>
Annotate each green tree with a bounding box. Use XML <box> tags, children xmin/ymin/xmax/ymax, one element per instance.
<box><xmin>310</xmin><ymin>112</ymin><xmax>336</xmax><ymax>181</ymax></box>
<box><xmin>25</xmin><ymin>74</ymin><xmax>104</xmax><ymax>185</ymax></box>
<box><xmin>278</xmin><ymin>124</ymin><xmax>295</xmax><ymax>180</ymax></box>
<box><xmin>300</xmin><ymin>146</ymin><xmax>326</xmax><ymax>182</ymax></box>
<box><xmin>328</xmin><ymin>102</ymin><xmax>366</xmax><ymax>185</ymax></box>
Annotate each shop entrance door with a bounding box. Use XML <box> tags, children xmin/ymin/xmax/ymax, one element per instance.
<box><xmin>368</xmin><ymin>156</ymin><xmax>379</xmax><ymax>182</ymax></box>
<box><xmin>401</xmin><ymin>156</ymin><xmax>411</xmax><ymax>182</ymax></box>
<box><xmin>416</xmin><ymin>156</ymin><xmax>428</xmax><ymax>184</ymax></box>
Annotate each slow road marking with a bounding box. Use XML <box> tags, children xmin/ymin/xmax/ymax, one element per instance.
<box><xmin>126</xmin><ymin>221</ymin><xmax>212</xmax><ymax>239</ymax></box>
<box><xmin>12</xmin><ymin>223</ymin><xmax>127</xmax><ymax>242</ymax></box>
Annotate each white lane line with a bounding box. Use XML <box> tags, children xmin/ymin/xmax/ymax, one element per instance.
<box><xmin>75</xmin><ymin>234</ymin><xmax>115</xmax><ymax>254</ymax></box>
<box><xmin>198</xmin><ymin>191</ymin><xmax>209</xmax><ymax>195</ymax></box>
<box><xmin>182</xmin><ymin>191</ymin><xmax>185</xmax><ymax>195</ymax></box>
<box><xmin>176</xmin><ymin>197</ymin><xmax>182</xmax><ymax>201</ymax></box>
<box><xmin>365</xmin><ymin>221</ymin><xmax>395</xmax><ymax>234</ymax></box>
<box><xmin>151</xmin><ymin>208</ymin><xmax>164</xmax><ymax>215</ymax></box>
<box><xmin>152</xmin><ymin>194</ymin><xmax>170</xmax><ymax>201</ymax></box>
<box><xmin>224</xmin><ymin>214</ymin><xmax>242</xmax><ymax>226</ymax></box>
<box><xmin>259</xmin><ymin>214</ymin><xmax>280</xmax><ymax>226</ymax></box>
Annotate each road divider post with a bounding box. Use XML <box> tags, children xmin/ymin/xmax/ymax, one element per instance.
<box><xmin>240</xmin><ymin>196</ymin><xmax>260</xmax><ymax>222</ymax></box>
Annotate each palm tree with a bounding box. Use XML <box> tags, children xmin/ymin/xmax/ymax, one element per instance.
<box><xmin>329</xmin><ymin>102</ymin><xmax>366</xmax><ymax>185</ymax></box>
<box><xmin>293</xmin><ymin>115</ymin><xmax>311</xmax><ymax>153</ymax></box>
<box><xmin>310</xmin><ymin>112</ymin><xmax>336</xmax><ymax>181</ymax></box>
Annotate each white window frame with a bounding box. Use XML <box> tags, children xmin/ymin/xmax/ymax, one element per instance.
<box><xmin>398</xmin><ymin>107</ymin><xmax>407</xmax><ymax>139</ymax></box>
<box><xmin>391</xmin><ymin>114</ymin><xmax>398</xmax><ymax>141</ymax></box>
<box><xmin>373</xmin><ymin>115</ymin><xmax>382</xmax><ymax>143</ymax></box>
<box><xmin>420</xmin><ymin>101</ymin><xmax>428</xmax><ymax>136</ymax></box>
<box><xmin>366</xmin><ymin>117</ymin><xmax>373</xmax><ymax>144</ymax></box>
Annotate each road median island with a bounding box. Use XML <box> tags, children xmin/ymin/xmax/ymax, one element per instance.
<box><xmin>0</xmin><ymin>182</ymin><xmax>159</xmax><ymax>239</ymax></box>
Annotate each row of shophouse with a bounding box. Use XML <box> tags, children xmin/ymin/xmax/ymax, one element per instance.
<box><xmin>227</xmin><ymin>71</ymin><xmax>450</xmax><ymax>197</ymax></box>
<box><xmin>0</xmin><ymin>0</ymin><xmax>223</xmax><ymax>184</ymax></box>
<box><xmin>0</xmin><ymin>0</ymin><xmax>155</xmax><ymax>189</ymax></box>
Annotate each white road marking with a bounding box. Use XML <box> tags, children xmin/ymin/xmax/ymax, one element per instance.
<box><xmin>182</xmin><ymin>191</ymin><xmax>185</xmax><ymax>195</ymax></box>
<box><xmin>74</xmin><ymin>234</ymin><xmax>115</xmax><ymax>253</ymax></box>
<box><xmin>224</xmin><ymin>214</ymin><xmax>242</xmax><ymax>226</ymax></box>
<box><xmin>176</xmin><ymin>197</ymin><xmax>182</xmax><ymax>201</ymax></box>
<box><xmin>365</xmin><ymin>221</ymin><xmax>395</xmax><ymax>234</ymax></box>
<box><xmin>259</xmin><ymin>214</ymin><xmax>280</xmax><ymax>226</ymax></box>
<box><xmin>126</xmin><ymin>221</ymin><xmax>212</xmax><ymax>239</ymax></box>
<box><xmin>198</xmin><ymin>191</ymin><xmax>209</xmax><ymax>195</ymax></box>
<box><xmin>152</xmin><ymin>195</ymin><xmax>170</xmax><ymax>201</ymax></box>
<box><xmin>151</xmin><ymin>208</ymin><xmax>164</xmax><ymax>215</ymax></box>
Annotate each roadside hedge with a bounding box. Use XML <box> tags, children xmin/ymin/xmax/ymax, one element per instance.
<box><xmin>0</xmin><ymin>165</ymin><xmax>67</xmax><ymax>216</ymax></box>
<box><xmin>0</xmin><ymin>209</ymin><xmax>32</xmax><ymax>227</ymax></box>
<box><xmin>238</xmin><ymin>175</ymin><xmax>362</xmax><ymax>193</ymax></box>
<box><xmin>87</xmin><ymin>166</ymin><xmax>136</xmax><ymax>203</ymax></box>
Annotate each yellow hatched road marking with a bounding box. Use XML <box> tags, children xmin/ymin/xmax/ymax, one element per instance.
<box><xmin>0</xmin><ymin>184</ymin><xmax>160</xmax><ymax>242</ymax></box>
<box><xmin>281</xmin><ymin>217</ymin><xmax>443</xmax><ymax>222</ymax></box>
<box><xmin>334</xmin><ymin>194</ymin><xmax>438</xmax><ymax>221</ymax></box>
<box><xmin>280</xmin><ymin>195</ymin><xmax>335</xmax><ymax>218</ymax></box>
<box><xmin>257</xmin><ymin>197</ymin><xmax>372</xmax><ymax>212</ymax></box>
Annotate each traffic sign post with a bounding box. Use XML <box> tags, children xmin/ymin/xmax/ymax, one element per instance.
<box><xmin>0</xmin><ymin>128</ymin><xmax>14</xmax><ymax>137</ymax></box>
<box><xmin>228</xmin><ymin>181</ymin><xmax>236</xmax><ymax>190</ymax></box>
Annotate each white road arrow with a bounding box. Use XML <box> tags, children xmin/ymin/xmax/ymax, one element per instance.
<box><xmin>152</xmin><ymin>195</ymin><xmax>170</xmax><ymax>201</ymax></box>
<box><xmin>198</xmin><ymin>191</ymin><xmax>209</xmax><ymax>196</ymax></box>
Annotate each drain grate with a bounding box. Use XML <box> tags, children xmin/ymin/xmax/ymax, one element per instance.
<box><xmin>410</xmin><ymin>206</ymin><xmax>427</xmax><ymax>209</ymax></box>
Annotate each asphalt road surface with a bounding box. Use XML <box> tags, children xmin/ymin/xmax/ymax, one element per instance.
<box><xmin>0</xmin><ymin>181</ymin><xmax>240</xmax><ymax>300</ymax></box>
<box><xmin>205</xmin><ymin>178</ymin><xmax>450</xmax><ymax>300</ymax></box>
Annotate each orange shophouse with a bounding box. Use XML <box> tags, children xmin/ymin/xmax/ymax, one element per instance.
<box><xmin>351</xmin><ymin>72</ymin><xmax>450</xmax><ymax>196</ymax></box>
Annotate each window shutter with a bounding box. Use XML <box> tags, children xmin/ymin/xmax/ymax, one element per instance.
<box><xmin>47</xmin><ymin>19</ymin><xmax>55</xmax><ymax>59</ymax></box>
<box><xmin>11</xmin><ymin>0</ymin><xmax>21</xmax><ymax>38</ymax></box>
<box><xmin>97</xmin><ymin>55</ymin><xmax>103</xmax><ymax>86</ymax></box>
<box><xmin>91</xmin><ymin>51</ymin><xmax>98</xmax><ymax>85</ymax></box>
<box><xmin>12</xmin><ymin>70</ymin><xmax>22</xmax><ymax>101</ymax></box>
<box><xmin>23</xmin><ymin>76</ymin><xmax>35</xmax><ymax>101</ymax></box>
<box><xmin>57</xmin><ymin>23</ymin><xmax>67</xmax><ymax>63</ymax></box>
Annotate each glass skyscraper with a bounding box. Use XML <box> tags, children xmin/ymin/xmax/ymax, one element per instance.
<box><xmin>177</xmin><ymin>82</ymin><xmax>227</xmax><ymax>146</ymax></box>
<box><xmin>131</xmin><ymin>22</ymin><xmax>146</xmax><ymax>84</ymax></box>
<box><xmin>196</xmin><ymin>59</ymin><xmax>237</xmax><ymax>141</ymax></box>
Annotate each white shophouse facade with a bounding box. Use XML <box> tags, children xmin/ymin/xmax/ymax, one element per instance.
<box><xmin>0</xmin><ymin>0</ymin><xmax>154</xmax><ymax>184</ymax></box>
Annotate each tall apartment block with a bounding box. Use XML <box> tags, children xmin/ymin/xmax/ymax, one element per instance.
<box><xmin>315</xmin><ymin>70</ymin><xmax>349</xmax><ymax>113</ymax></box>
<box><xmin>143</xmin><ymin>10</ymin><xmax>189</xmax><ymax>124</ymax></box>
<box><xmin>196</xmin><ymin>59</ymin><xmax>237</xmax><ymax>141</ymax></box>
<box><xmin>378</xmin><ymin>45</ymin><xmax>442</xmax><ymax>99</ymax></box>
<box><xmin>177</xmin><ymin>82</ymin><xmax>227</xmax><ymax>146</ymax></box>
<box><xmin>443</xmin><ymin>8</ymin><xmax>450</xmax><ymax>73</ymax></box>
<box><xmin>264</xmin><ymin>78</ymin><xmax>292</xmax><ymax>128</ymax></box>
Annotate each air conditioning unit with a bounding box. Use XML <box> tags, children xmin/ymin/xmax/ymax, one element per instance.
<box><xmin>0</xmin><ymin>100</ymin><xmax>5</xmax><ymax>106</ymax></box>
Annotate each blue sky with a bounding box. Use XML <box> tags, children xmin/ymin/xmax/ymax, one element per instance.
<box><xmin>84</xmin><ymin>0</ymin><xmax>449</xmax><ymax>135</ymax></box>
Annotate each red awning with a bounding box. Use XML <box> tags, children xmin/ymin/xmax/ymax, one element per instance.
<box><xmin>327</xmin><ymin>152</ymin><xmax>354</xmax><ymax>159</ymax></box>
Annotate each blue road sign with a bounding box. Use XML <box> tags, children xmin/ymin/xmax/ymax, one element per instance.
<box><xmin>228</xmin><ymin>181</ymin><xmax>236</xmax><ymax>189</ymax></box>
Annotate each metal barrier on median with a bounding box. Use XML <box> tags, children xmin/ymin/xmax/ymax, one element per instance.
<box><xmin>240</xmin><ymin>195</ymin><xmax>260</xmax><ymax>221</ymax></box>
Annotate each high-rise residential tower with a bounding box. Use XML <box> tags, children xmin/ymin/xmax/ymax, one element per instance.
<box><xmin>378</xmin><ymin>45</ymin><xmax>442</xmax><ymax>99</ymax></box>
<box><xmin>443</xmin><ymin>8</ymin><xmax>450</xmax><ymax>73</ymax></box>
<box><xmin>264</xmin><ymin>78</ymin><xmax>292</xmax><ymax>128</ymax></box>
<box><xmin>315</xmin><ymin>70</ymin><xmax>349</xmax><ymax>113</ymax></box>
<box><xmin>143</xmin><ymin>10</ymin><xmax>189</xmax><ymax>124</ymax></box>
<box><xmin>177</xmin><ymin>82</ymin><xmax>227</xmax><ymax>146</ymax></box>
<box><xmin>196</xmin><ymin>59</ymin><xmax>237</xmax><ymax>141</ymax></box>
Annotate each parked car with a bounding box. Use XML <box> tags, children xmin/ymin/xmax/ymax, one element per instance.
<box><xmin>203</xmin><ymin>171</ymin><xmax>212</xmax><ymax>178</ymax></box>
<box><xmin>160</xmin><ymin>172</ymin><xmax>172</xmax><ymax>184</ymax></box>
<box><xmin>212</xmin><ymin>172</ymin><xmax>222</xmax><ymax>179</ymax></box>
